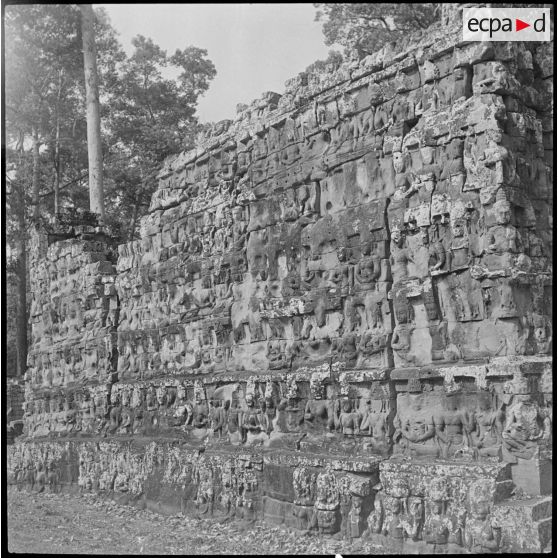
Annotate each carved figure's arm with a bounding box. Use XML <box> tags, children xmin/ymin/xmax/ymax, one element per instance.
<box><xmin>353</xmin><ymin>412</ymin><xmax>361</xmax><ymax>434</ymax></box>
<box><xmin>485</xmin><ymin>229</ymin><xmax>497</xmax><ymax>253</ymax></box>
<box><xmin>392</xmin><ymin>413</ymin><xmax>402</xmax><ymax>442</ymax></box>
<box><xmin>415</xmin><ymin>417</ymin><xmax>436</xmax><ymax>443</ymax></box>
<box><xmin>304</xmin><ymin>400</ymin><xmax>313</xmax><ymax>421</ymax></box>
<box><xmin>494</xmin><ymin>409</ymin><xmax>505</xmax><ymax>440</ymax></box>
<box><xmin>482</xmin><ymin>522</ymin><xmax>501</xmax><ymax>551</ymax></box>
<box><xmin>503</xmin><ymin>405</ymin><xmax>516</xmax><ymax>433</ymax></box>
<box><xmin>434</xmin><ymin>414</ymin><xmax>448</xmax><ymax>444</ymax></box>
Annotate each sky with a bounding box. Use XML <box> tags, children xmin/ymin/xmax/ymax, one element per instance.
<box><xmin>100</xmin><ymin>3</ymin><xmax>334</xmax><ymax>123</ymax></box>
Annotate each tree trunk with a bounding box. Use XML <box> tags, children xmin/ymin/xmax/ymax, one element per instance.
<box><xmin>16</xmin><ymin>248</ymin><xmax>28</xmax><ymax>378</ymax></box>
<box><xmin>80</xmin><ymin>4</ymin><xmax>105</xmax><ymax>221</ymax></box>
<box><xmin>54</xmin><ymin>68</ymin><xmax>63</xmax><ymax>215</ymax></box>
<box><xmin>128</xmin><ymin>165</ymin><xmax>144</xmax><ymax>240</ymax></box>
<box><xmin>31</xmin><ymin>127</ymin><xmax>40</xmax><ymax>220</ymax></box>
<box><xmin>15</xmin><ymin>179</ymin><xmax>28</xmax><ymax>378</ymax></box>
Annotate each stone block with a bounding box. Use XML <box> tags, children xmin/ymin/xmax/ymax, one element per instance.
<box><xmin>493</xmin><ymin>496</ymin><xmax>553</xmax><ymax>553</ymax></box>
<box><xmin>510</xmin><ymin>455</ymin><xmax>553</xmax><ymax>497</ymax></box>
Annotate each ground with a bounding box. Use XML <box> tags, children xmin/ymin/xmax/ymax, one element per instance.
<box><xmin>8</xmin><ymin>487</ymin><xmax>382</xmax><ymax>555</ymax></box>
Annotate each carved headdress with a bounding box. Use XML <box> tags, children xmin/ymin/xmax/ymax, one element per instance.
<box><xmin>428</xmin><ymin>477</ymin><xmax>449</xmax><ymax>502</ymax></box>
<box><xmin>503</xmin><ymin>373</ymin><xmax>531</xmax><ymax>396</ymax></box>
<box><xmin>285</xmin><ymin>375</ymin><xmax>298</xmax><ymax>400</ymax></box>
<box><xmin>310</xmin><ymin>370</ymin><xmax>328</xmax><ymax>399</ymax></box>
<box><xmin>245</xmin><ymin>378</ymin><xmax>257</xmax><ymax>399</ymax></box>
<box><xmin>468</xmin><ymin>479</ymin><xmax>493</xmax><ymax>506</ymax></box>
<box><xmin>390</xmin><ymin>476</ymin><xmax>410</xmax><ymax>499</ymax></box>
<box><xmin>193</xmin><ymin>380</ymin><xmax>206</xmax><ymax>401</ymax></box>
<box><xmin>493</xmin><ymin>188</ymin><xmax>512</xmax><ymax>214</ymax></box>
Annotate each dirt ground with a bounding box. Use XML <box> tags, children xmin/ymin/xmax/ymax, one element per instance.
<box><xmin>7</xmin><ymin>487</ymin><xmax>383</xmax><ymax>554</ymax></box>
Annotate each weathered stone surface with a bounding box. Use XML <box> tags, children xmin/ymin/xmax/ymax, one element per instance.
<box><xmin>10</xmin><ymin>7</ymin><xmax>553</xmax><ymax>554</ymax></box>
<box><xmin>492</xmin><ymin>496</ymin><xmax>553</xmax><ymax>553</ymax></box>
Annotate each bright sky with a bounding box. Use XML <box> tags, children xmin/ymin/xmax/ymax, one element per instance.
<box><xmin>99</xmin><ymin>3</ymin><xmax>333</xmax><ymax>123</ymax></box>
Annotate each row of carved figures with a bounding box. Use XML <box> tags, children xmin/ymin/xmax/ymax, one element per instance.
<box><xmin>162</xmin><ymin>57</ymin><xmax>539</xmax><ymax>187</ymax></box>
<box><xmin>23</xmin><ymin>381</ymin><xmax>552</xmax><ymax>462</ymax></box>
<box><xmin>361</xmin><ymin>477</ymin><xmax>502</xmax><ymax>552</ymax></box>
<box><xmin>8</xmin><ymin>447</ymin><xmax>503</xmax><ymax>553</ymax></box>
<box><xmin>117</xmin><ymin>194</ymin><xmax>547</xmax><ymax>287</ymax></box>
<box><xmin>292</xmin><ymin>472</ymin><xmax>502</xmax><ymax>553</ymax></box>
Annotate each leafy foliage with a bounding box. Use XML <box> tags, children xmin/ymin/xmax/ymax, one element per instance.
<box><xmin>5</xmin><ymin>4</ymin><xmax>217</xmax><ymax>242</ymax></box>
<box><xmin>5</xmin><ymin>5</ymin><xmax>124</xmax><ymax>222</ymax></box>
<box><xmin>103</xmin><ymin>36</ymin><xmax>216</xmax><ymax>238</ymax></box>
<box><xmin>304</xmin><ymin>49</ymin><xmax>344</xmax><ymax>74</ymax></box>
<box><xmin>313</xmin><ymin>3</ymin><xmax>442</xmax><ymax>57</ymax></box>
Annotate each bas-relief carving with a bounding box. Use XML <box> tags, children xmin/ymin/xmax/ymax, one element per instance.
<box><xmin>364</xmin><ymin>459</ymin><xmax>509</xmax><ymax>552</ymax></box>
<box><xmin>16</xmin><ymin>16</ymin><xmax>553</xmax><ymax>553</ymax></box>
<box><xmin>23</xmin><ymin>347</ymin><xmax>552</xmax><ymax>477</ymax></box>
<box><xmin>24</xmin><ymin>375</ymin><xmax>403</xmax><ymax>458</ymax></box>
<box><xmin>463</xmin><ymin>480</ymin><xmax>502</xmax><ymax>553</ymax></box>
<box><xmin>389</xmin><ymin>373</ymin><xmax>552</xmax><ymax>464</ymax></box>
<box><xmin>501</xmin><ymin>389</ymin><xmax>550</xmax><ymax>463</ymax></box>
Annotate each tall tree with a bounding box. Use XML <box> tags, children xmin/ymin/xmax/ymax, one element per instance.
<box><xmin>5</xmin><ymin>4</ymin><xmax>77</xmax><ymax>376</ymax></box>
<box><xmin>103</xmin><ymin>36</ymin><xmax>216</xmax><ymax>239</ymax></box>
<box><xmin>80</xmin><ymin>4</ymin><xmax>105</xmax><ymax>220</ymax></box>
<box><xmin>6</xmin><ymin>159</ymin><xmax>30</xmax><ymax>378</ymax></box>
<box><xmin>314</xmin><ymin>3</ymin><xmax>442</xmax><ymax>57</ymax></box>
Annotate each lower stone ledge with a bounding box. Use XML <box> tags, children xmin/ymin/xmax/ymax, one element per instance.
<box><xmin>365</xmin><ymin>534</ymin><xmax>468</xmax><ymax>554</ymax></box>
<box><xmin>7</xmin><ymin>438</ymin><xmax>552</xmax><ymax>553</ymax></box>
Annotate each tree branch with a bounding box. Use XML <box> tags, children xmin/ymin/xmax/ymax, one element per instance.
<box><xmin>39</xmin><ymin>172</ymin><xmax>87</xmax><ymax>197</ymax></box>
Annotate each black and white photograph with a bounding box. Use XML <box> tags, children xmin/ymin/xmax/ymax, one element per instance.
<box><xmin>5</xmin><ymin>2</ymin><xmax>554</xmax><ymax>554</ymax></box>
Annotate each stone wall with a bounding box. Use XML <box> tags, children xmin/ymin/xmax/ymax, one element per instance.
<box><xmin>9</xmin><ymin>6</ymin><xmax>553</xmax><ymax>554</ymax></box>
<box><xmin>6</xmin><ymin>272</ymin><xmax>20</xmax><ymax>376</ymax></box>
<box><xmin>23</xmin><ymin>211</ymin><xmax>118</xmax><ymax>437</ymax></box>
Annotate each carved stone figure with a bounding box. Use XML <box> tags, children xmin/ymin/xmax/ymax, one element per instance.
<box><xmin>170</xmin><ymin>383</ymin><xmax>190</xmax><ymax>428</ymax></box>
<box><xmin>293</xmin><ymin>466</ymin><xmax>315</xmax><ymax>506</ymax></box>
<box><xmin>312</xmin><ymin>467</ymin><xmax>340</xmax><ymax>535</ymax></box>
<box><xmin>226</xmin><ymin>396</ymin><xmax>243</xmax><ymax>443</ymax></box>
<box><xmin>359</xmin><ymin>388</ymin><xmax>392</xmax><ymax>454</ymax></box>
<box><xmin>191</xmin><ymin>384</ymin><xmax>209</xmax><ymax>430</ymax></box>
<box><xmin>338</xmin><ymin>399</ymin><xmax>361</xmax><ymax>437</ymax></box>
<box><xmin>424</xmin><ymin>478</ymin><xmax>462</xmax><ymax>549</ymax></box>
<box><xmin>194</xmin><ymin>451</ymin><xmax>214</xmax><ymax>516</ymax></box>
<box><xmin>502</xmin><ymin>391</ymin><xmax>550</xmax><ymax>462</ymax></box>
<box><xmin>382</xmin><ymin>484</ymin><xmax>407</xmax><ymax>540</ymax></box>
<box><xmin>303</xmin><ymin>376</ymin><xmax>335</xmax><ymax>433</ymax></box>
<box><xmin>435</xmin><ymin>393</ymin><xmax>472</xmax><ymax>459</ymax></box>
<box><xmin>240</xmin><ymin>393</ymin><xmax>265</xmax><ymax>444</ymax></box>
<box><xmin>463</xmin><ymin>480</ymin><xmax>501</xmax><ymax>553</ymax></box>
<box><xmin>390</xmin><ymin>227</ymin><xmax>413</xmax><ymax>285</ymax></box>
<box><xmin>471</xmin><ymin>393</ymin><xmax>504</xmax><ymax>459</ymax></box>
<box><xmin>393</xmin><ymin>390</ymin><xmax>438</xmax><ymax>457</ymax></box>
<box><xmin>484</xmin><ymin>193</ymin><xmax>522</xmax><ymax>270</ymax></box>
<box><xmin>401</xmin><ymin>496</ymin><xmax>424</xmax><ymax>541</ymax></box>
<box><xmin>209</xmin><ymin>399</ymin><xmax>226</xmax><ymax>438</ymax></box>
<box><xmin>348</xmin><ymin>495</ymin><xmax>364</xmax><ymax>540</ymax></box>
<box><xmin>365</xmin><ymin>495</ymin><xmax>384</xmax><ymax>537</ymax></box>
